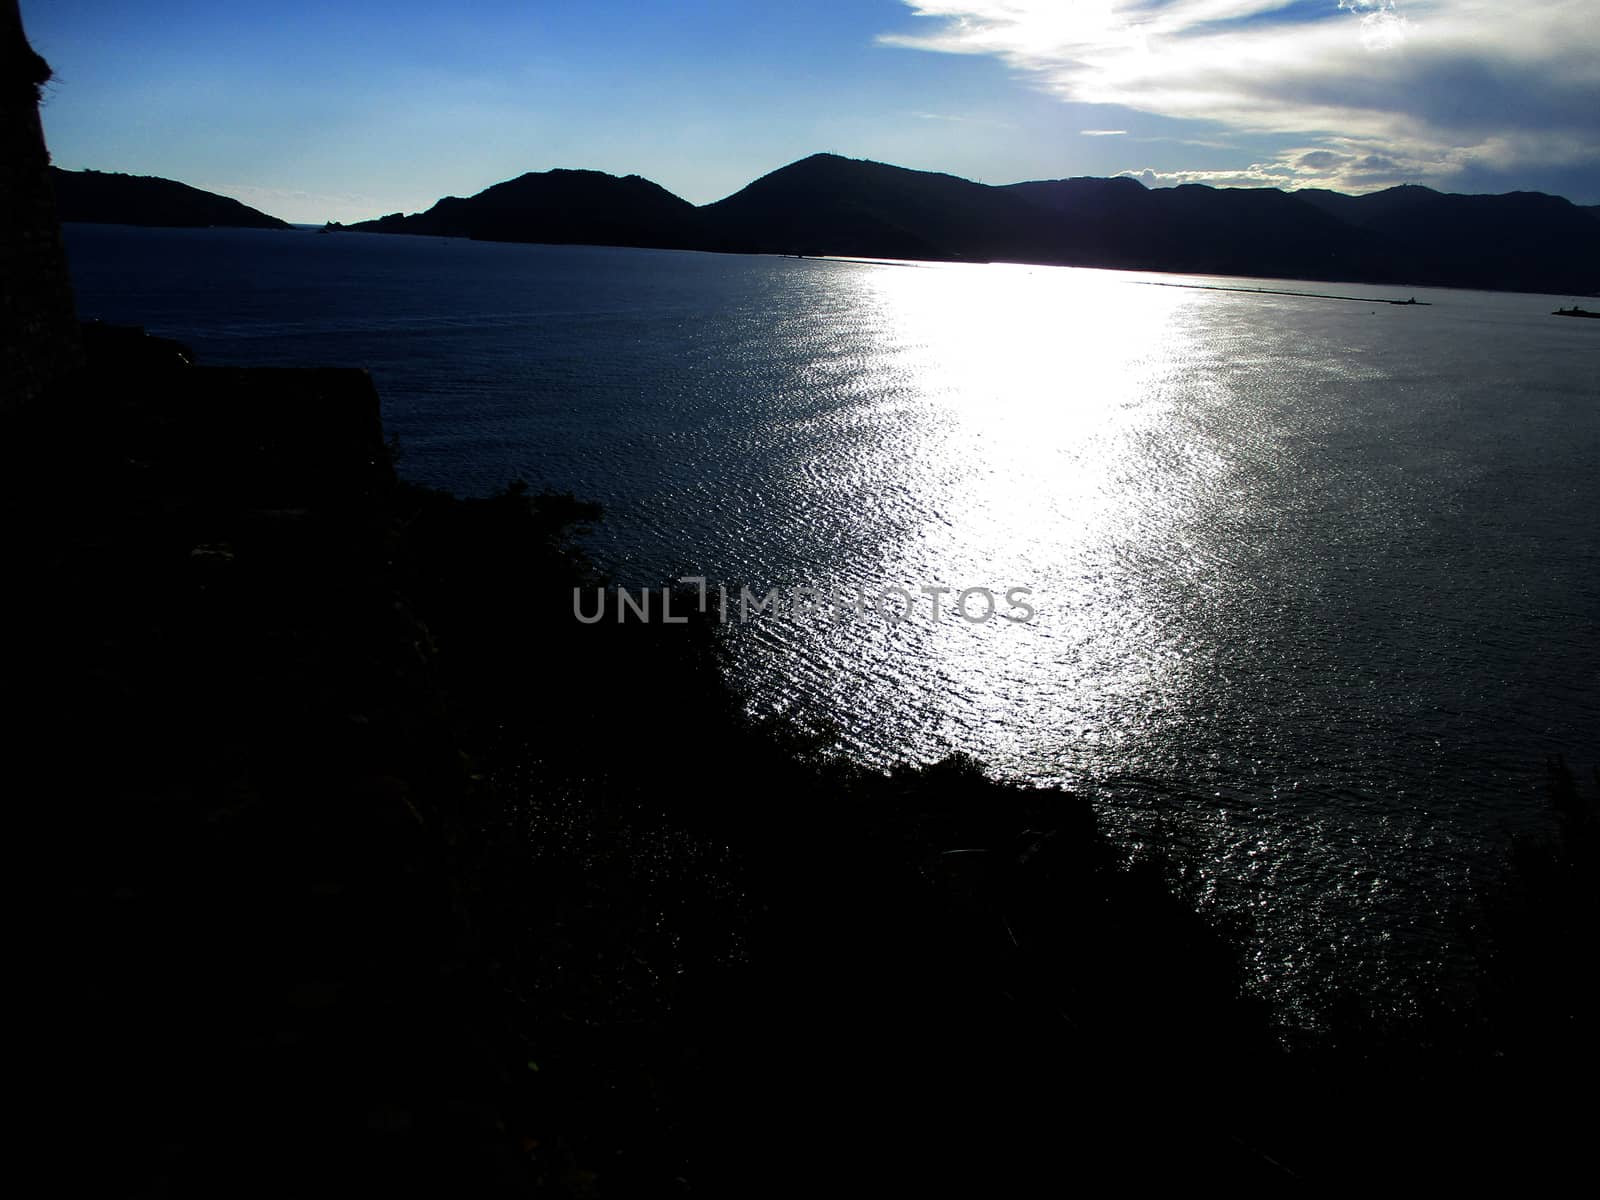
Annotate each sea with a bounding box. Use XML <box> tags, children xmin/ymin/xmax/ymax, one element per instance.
<box><xmin>61</xmin><ymin>222</ymin><xmax>1600</xmax><ymax>1034</ymax></box>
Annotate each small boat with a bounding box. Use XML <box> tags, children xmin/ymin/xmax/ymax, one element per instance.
<box><xmin>1552</xmin><ymin>305</ymin><xmax>1599</xmax><ymax>318</ymax></box>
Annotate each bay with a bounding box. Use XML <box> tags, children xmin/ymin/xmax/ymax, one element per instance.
<box><xmin>63</xmin><ymin>222</ymin><xmax>1600</xmax><ymax>1031</ymax></box>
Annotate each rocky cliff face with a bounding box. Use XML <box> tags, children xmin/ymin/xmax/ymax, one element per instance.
<box><xmin>1</xmin><ymin>0</ymin><xmax>82</xmax><ymax>410</ymax></box>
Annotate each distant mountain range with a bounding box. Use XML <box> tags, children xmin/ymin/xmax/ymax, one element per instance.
<box><xmin>50</xmin><ymin>155</ymin><xmax>1599</xmax><ymax>294</ymax></box>
<box><xmin>337</xmin><ymin>154</ymin><xmax>1598</xmax><ymax>296</ymax></box>
<box><xmin>50</xmin><ymin>167</ymin><xmax>290</xmax><ymax>230</ymax></box>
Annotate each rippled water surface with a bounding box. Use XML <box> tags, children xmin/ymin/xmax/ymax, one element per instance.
<box><xmin>65</xmin><ymin>224</ymin><xmax>1600</xmax><ymax>1029</ymax></box>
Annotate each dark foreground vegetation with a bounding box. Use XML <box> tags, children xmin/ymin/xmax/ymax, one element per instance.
<box><xmin>9</xmin><ymin>328</ymin><xmax>1595</xmax><ymax>1195</ymax></box>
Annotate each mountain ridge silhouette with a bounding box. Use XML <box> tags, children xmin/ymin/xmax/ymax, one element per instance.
<box><xmin>341</xmin><ymin>153</ymin><xmax>1599</xmax><ymax>295</ymax></box>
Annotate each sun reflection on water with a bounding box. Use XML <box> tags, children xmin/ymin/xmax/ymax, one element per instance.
<box><xmin>780</xmin><ymin>260</ymin><xmax>1209</xmax><ymax>785</ymax></box>
<box><xmin>713</xmin><ymin>256</ymin><xmax>1567</xmax><ymax>1029</ymax></box>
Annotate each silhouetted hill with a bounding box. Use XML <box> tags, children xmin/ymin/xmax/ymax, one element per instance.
<box><xmin>699</xmin><ymin>152</ymin><xmax>1056</xmax><ymax>260</ymax></box>
<box><xmin>50</xmin><ymin>167</ymin><xmax>290</xmax><ymax>229</ymax></box>
<box><xmin>1296</xmin><ymin>184</ymin><xmax>1600</xmax><ymax>294</ymax></box>
<box><xmin>340</xmin><ymin>168</ymin><xmax>702</xmax><ymax>249</ymax></box>
<box><xmin>1000</xmin><ymin>176</ymin><xmax>1404</xmax><ymax>281</ymax></box>
<box><xmin>337</xmin><ymin>154</ymin><xmax>1600</xmax><ymax>295</ymax></box>
<box><xmin>998</xmin><ymin>174</ymin><xmax>1147</xmax><ymax>255</ymax></box>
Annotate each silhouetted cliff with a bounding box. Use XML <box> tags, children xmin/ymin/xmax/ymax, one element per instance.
<box><xmin>337</xmin><ymin>153</ymin><xmax>1600</xmax><ymax>295</ymax></box>
<box><xmin>2</xmin><ymin>0</ymin><xmax>81</xmax><ymax>407</ymax></box>
<box><xmin>50</xmin><ymin>166</ymin><xmax>291</xmax><ymax>229</ymax></box>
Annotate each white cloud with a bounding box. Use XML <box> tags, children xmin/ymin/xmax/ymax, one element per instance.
<box><xmin>1120</xmin><ymin>140</ymin><xmax>1421</xmax><ymax>190</ymax></box>
<box><xmin>882</xmin><ymin>1</ymin><xmax>1600</xmax><ymax>192</ymax></box>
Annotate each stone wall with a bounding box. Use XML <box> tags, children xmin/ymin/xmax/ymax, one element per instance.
<box><xmin>1</xmin><ymin>0</ymin><xmax>83</xmax><ymax>410</ymax></box>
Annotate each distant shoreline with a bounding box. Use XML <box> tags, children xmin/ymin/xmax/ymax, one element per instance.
<box><xmin>63</xmin><ymin>219</ymin><xmax>1600</xmax><ymax>304</ymax></box>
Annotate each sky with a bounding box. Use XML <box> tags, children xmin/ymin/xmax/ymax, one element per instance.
<box><xmin>23</xmin><ymin>0</ymin><xmax>1600</xmax><ymax>224</ymax></box>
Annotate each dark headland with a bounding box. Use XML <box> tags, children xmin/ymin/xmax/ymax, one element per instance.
<box><xmin>49</xmin><ymin>166</ymin><xmax>292</xmax><ymax>229</ymax></box>
<box><xmin>18</xmin><ymin>335</ymin><xmax>1598</xmax><ymax>1195</ymax></box>
<box><xmin>332</xmin><ymin>152</ymin><xmax>1600</xmax><ymax>297</ymax></box>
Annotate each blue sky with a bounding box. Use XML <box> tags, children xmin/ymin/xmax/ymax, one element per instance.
<box><xmin>24</xmin><ymin>0</ymin><xmax>1600</xmax><ymax>223</ymax></box>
